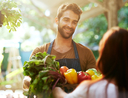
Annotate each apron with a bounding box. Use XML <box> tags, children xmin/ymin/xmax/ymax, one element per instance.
<box><xmin>47</xmin><ymin>40</ymin><xmax>81</xmax><ymax>71</ymax></box>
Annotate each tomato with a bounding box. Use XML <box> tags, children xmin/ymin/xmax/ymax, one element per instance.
<box><xmin>59</xmin><ymin>66</ymin><xmax>69</xmax><ymax>76</ymax></box>
<box><xmin>86</xmin><ymin>70</ymin><xmax>95</xmax><ymax>76</ymax></box>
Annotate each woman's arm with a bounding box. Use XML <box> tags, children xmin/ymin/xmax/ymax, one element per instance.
<box><xmin>52</xmin><ymin>87</ymin><xmax>67</xmax><ymax>98</ymax></box>
<box><xmin>52</xmin><ymin>80</ymin><xmax>91</xmax><ymax>98</ymax></box>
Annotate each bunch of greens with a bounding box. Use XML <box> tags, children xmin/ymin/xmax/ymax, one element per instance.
<box><xmin>23</xmin><ymin>52</ymin><xmax>65</xmax><ymax>98</ymax></box>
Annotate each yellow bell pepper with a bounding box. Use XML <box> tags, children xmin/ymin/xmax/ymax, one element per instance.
<box><xmin>98</xmin><ymin>74</ymin><xmax>103</xmax><ymax>79</ymax></box>
<box><xmin>86</xmin><ymin>70</ymin><xmax>95</xmax><ymax>76</ymax></box>
<box><xmin>64</xmin><ymin>68</ymin><xmax>78</xmax><ymax>84</ymax></box>
<box><xmin>91</xmin><ymin>74</ymin><xmax>98</xmax><ymax>80</ymax></box>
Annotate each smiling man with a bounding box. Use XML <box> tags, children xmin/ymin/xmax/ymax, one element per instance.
<box><xmin>30</xmin><ymin>3</ymin><xmax>96</xmax><ymax>71</ymax></box>
<box><xmin>57</xmin><ymin>9</ymin><xmax>78</xmax><ymax>39</ymax></box>
<box><xmin>23</xmin><ymin>3</ymin><xmax>96</xmax><ymax>90</ymax></box>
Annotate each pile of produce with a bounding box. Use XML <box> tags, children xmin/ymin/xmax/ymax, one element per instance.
<box><xmin>23</xmin><ymin>52</ymin><xmax>103</xmax><ymax>97</ymax></box>
<box><xmin>23</xmin><ymin>52</ymin><xmax>66</xmax><ymax>98</ymax></box>
<box><xmin>59</xmin><ymin>66</ymin><xmax>102</xmax><ymax>84</ymax></box>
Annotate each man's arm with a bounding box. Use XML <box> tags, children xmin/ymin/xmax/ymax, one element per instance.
<box><xmin>86</xmin><ymin>50</ymin><xmax>96</xmax><ymax>70</ymax></box>
<box><xmin>76</xmin><ymin>43</ymin><xmax>96</xmax><ymax>71</ymax></box>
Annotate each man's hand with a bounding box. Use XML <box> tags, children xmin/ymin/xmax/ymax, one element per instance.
<box><xmin>23</xmin><ymin>76</ymin><xmax>31</xmax><ymax>90</ymax></box>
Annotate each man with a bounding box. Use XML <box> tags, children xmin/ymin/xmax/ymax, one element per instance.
<box><xmin>23</xmin><ymin>3</ymin><xmax>96</xmax><ymax>89</ymax></box>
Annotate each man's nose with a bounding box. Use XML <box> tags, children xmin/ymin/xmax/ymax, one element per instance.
<box><xmin>67</xmin><ymin>22</ymin><xmax>72</xmax><ymax>28</ymax></box>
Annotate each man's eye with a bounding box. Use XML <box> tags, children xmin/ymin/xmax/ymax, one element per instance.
<box><xmin>64</xmin><ymin>19</ymin><xmax>68</xmax><ymax>21</ymax></box>
<box><xmin>73</xmin><ymin>22</ymin><xmax>77</xmax><ymax>25</ymax></box>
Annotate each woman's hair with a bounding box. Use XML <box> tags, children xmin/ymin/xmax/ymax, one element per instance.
<box><xmin>56</xmin><ymin>3</ymin><xmax>82</xmax><ymax>21</ymax></box>
<box><xmin>97</xmin><ymin>27</ymin><xmax>128</xmax><ymax>98</ymax></box>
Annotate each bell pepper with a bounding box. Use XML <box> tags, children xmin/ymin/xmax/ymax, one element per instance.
<box><xmin>64</xmin><ymin>68</ymin><xmax>78</xmax><ymax>84</ymax></box>
<box><xmin>86</xmin><ymin>68</ymin><xmax>100</xmax><ymax>76</ymax></box>
<box><xmin>78</xmin><ymin>71</ymin><xmax>91</xmax><ymax>83</ymax></box>
<box><xmin>91</xmin><ymin>74</ymin><xmax>98</xmax><ymax>80</ymax></box>
<box><xmin>86</xmin><ymin>70</ymin><xmax>95</xmax><ymax>76</ymax></box>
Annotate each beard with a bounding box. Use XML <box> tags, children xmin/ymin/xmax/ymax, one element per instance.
<box><xmin>58</xmin><ymin>23</ymin><xmax>74</xmax><ymax>39</ymax></box>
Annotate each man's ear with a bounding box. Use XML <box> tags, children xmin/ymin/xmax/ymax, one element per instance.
<box><xmin>55</xmin><ymin>17</ymin><xmax>58</xmax><ymax>24</ymax></box>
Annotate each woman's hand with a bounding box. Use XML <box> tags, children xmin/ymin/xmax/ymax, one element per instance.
<box><xmin>52</xmin><ymin>87</ymin><xmax>67</xmax><ymax>98</ymax></box>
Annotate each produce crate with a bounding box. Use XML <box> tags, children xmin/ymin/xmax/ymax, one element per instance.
<box><xmin>61</xmin><ymin>83</ymin><xmax>78</xmax><ymax>93</ymax></box>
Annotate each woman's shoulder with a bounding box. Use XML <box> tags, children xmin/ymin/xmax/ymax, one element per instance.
<box><xmin>65</xmin><ymin>79</ymin><xmax>118</xmax><ymax>98</ymax></box>
<box><xmin>89</xmin><ymin>79</ymin><xmax>118</xmax><ymax>98</ymax></box>
<box><xmin>89</xmin><ymin>79</ymin><xmax>117</xmax><ymax>89</ymax></box>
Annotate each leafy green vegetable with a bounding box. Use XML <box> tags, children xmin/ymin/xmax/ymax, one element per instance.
<box><xmin>23</xmin><ymin>52</ymin><xmax>65</xmax><ymax>98</ymax></box>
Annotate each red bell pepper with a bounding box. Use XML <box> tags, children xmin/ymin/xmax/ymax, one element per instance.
<box><xmin>78</xmin><ymin>71</ymin><xmax>91</xmax><ymax>83</ymax></box>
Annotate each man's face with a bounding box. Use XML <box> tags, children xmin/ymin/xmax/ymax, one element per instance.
<box><xmin>57</xmin><ymin>10</ymin><xmax>79</xmax><ymax>39</ymax></box>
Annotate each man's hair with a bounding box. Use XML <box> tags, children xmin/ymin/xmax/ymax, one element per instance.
<box><xmin>56</xmin><ymin>3</ymin><xmax>82</xmax><ymax>21</ymax></box>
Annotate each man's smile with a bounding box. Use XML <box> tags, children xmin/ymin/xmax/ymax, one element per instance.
<box><xmin>63</xmin><ymin>27</ymin><xmax>73</xmax><ymax>33</ymax></box>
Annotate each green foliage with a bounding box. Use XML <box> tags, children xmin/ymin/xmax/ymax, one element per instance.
<box><xmin>74</xmin><ymin>14</ymin><xmax>108</xmax><ymax>47</ymax></box>
<box><xmin>118</xmin><ymin>6</ymin><xmax>128</xmax><ymax>30</ymax></box>
<box><xmin>125</xmin><ymin>3</ymin><xmax>128</xmax><ymax>7</ymax></box>
<box><xmin>74</xmin><ymin>5</ymin><xmax>128</xmax><ymax>49</ymax></box>
<box><xmin>0</xmin><ymin>0</ymin><xmax>22</xmax><ymax>32</ymax></box>
<box><xmin>85</xmin><ymin>15</ymin><xmax>107</xmax><ymax>47</ymax></box>
<box><xmin>98</xmin><ymin>0</ymin><xmax>103</xmax><ymax>2</ymax></box>
<box><xmin>81</xmin><ymin>3</ymin><xmax>97</xmax><ymax>11</ymax></box>
<box><xmin>23</xmin><ymin>52</ymin><xmax>65</xmax><ymax>98</ymax></box>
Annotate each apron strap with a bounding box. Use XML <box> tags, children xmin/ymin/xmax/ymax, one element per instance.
<box><xmin>47</xmin><ymin>40</ymin><xmax>79</xmax><ymax>59</ymax></box>
<box><xmin>72</xmin><ymin>41</ymin><xmax>79</xmax><ymax>59</ymax></box>
<box><xmin>47</xmin><ymin>40</ymin><xmax>54</xmax><ymax>54</ymax></box>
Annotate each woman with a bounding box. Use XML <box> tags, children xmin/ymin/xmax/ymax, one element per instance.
<box><xmin>52</xmin><ymin>27</ymin><xmax>128</xmax><ymax>98</ymax></box>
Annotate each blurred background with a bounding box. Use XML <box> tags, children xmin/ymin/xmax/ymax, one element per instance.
<box><xmin>0</xmin><ymin>0</ymin><xmax>128</xmax><ymax>97</ymax></box>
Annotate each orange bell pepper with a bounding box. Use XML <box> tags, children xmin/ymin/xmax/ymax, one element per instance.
<box><xmin>64</xmin><ymin>68</ymin><xmax>78</xmax><ymax>84</ymax></box>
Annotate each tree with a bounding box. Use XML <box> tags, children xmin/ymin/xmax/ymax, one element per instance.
<box><xmin>74</xmin><ymin>5</ymin><xmax>128</xmax><ymax>48</ymax></box>
<box><xmin>0</xmin><ymin>0</ymin><xmax>22</xmax><ymax>32</ymax></box>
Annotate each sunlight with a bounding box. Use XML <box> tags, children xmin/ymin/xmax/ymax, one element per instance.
<box><xmin>45</xmin><ymin>9</ymin><xmax>50</xmax><ymax>16</ymax></box>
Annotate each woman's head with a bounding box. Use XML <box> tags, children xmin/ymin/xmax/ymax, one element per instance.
<box><xmin>56</xmin><ymin>3</ymin><xmax>82</xmax><ymax>21</ymax></box>
<box><xmin>97</xmin><ymin>27</ymin><xmax>128</xmax><ymax>91</ymax></box>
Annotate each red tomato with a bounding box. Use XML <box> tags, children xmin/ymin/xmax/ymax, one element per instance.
<box><xmin>59</xmin><ymin>66</ymin><xmax>68</xmax><ymax>76</ymax></box>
